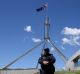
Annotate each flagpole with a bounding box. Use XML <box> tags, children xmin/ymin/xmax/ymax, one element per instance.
<box><xmin>45</xmin><ymin>3</ymin><xmax>48</xmax><ymax>18</ymax></box>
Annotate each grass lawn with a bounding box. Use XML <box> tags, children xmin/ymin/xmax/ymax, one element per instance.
<box><xmin>55</xmin><ymin>71</ymin><xmax>80</xmax><ymax>74</ymax></box>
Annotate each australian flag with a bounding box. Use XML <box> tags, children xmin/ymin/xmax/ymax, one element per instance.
<box><xmin>36</xmin><ymin>3</ymin><xmax>48</xmax><ymax>12</ymax></box>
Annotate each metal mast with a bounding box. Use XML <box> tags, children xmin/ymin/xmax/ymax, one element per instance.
<box><xmin>3</xmin><ymin>41</ymin><xmax>44</xmax><ymax>69</ymax></box>
<box><xmin>44</xmin><ymin>16</ymin><xmax>68</xmax><ymax>63</ymax></box>
<box><xmin>3</xmin><ymin>3</ymin><xmax>68</xmax><ymax>69</ymax></box>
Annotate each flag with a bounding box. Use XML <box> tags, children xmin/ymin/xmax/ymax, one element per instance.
<box><xmin>36</xmin><ymin>3</ymin><xmax>48</xmax><ymax>12</ymax></box>
<box><xmin>36</xmin><ymin>6</ymin><xmax>44</xmax><ymax>12</ymax></box>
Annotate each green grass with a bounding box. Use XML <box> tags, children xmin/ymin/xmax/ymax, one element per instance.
<box><xmin>55</xmin><ymin>71</ymin><xmax>80</xmax><ymax>74</ymax></box>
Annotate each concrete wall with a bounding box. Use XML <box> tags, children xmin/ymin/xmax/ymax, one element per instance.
<box><xmin>0</xmin><ymin>69</ymin><xmax>40</xmax><ymax>74</ymax></box>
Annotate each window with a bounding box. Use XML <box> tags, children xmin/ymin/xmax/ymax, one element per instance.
<box><xmin>75</xmin><ymin>59</ymin><xmax>80</xmax><ymax>67</ymax></box>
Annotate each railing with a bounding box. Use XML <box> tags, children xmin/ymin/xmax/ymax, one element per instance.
<box><xmin>0</xmin><ymin>69</ymin><xmax>40</xmax><ymax>74</ymax></box>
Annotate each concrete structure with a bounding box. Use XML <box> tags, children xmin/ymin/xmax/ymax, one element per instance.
<box><xmin>65</xmin><ymin>50</ymin><xmax>80</xmax><ymax>71</ymax></box>
<box><xmin>0</xmin><ymin>69</ymin><xmax>40</xmax><ymax>74</ymax></box>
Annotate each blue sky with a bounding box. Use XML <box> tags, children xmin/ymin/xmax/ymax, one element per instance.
<box><xmin>0</xmin><ymin>0</ymin><xmax>80</xmax><ymax>70</ymax></box>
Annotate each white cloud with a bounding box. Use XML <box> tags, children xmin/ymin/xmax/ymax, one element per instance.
<box><xmin>32</xmin><ymin>38</ymin><xmax>41</xmax><ymax>43</ymax></box>
<box><xmin>50</xmin><ymin>47</ymin><xmax>55</xmax><ymax>51</ymax></box>
<box><xmin>62</xmin><ymin>37</ymin><xmax>80</xmax><ymax>46</ymax></box>
<box><xmin>24</xmin><ymin>26</ymin><xmax>32</xmax><ymax>32</ymax></box>
<box><xmin>62</xmin><ymin>27</ymin><xmax>80</xmax><ymax>46</ymax></box>
<box><xmin>62</xmin><ymin>27</ymin><xmax>80</xmax><ymax>36</ymax></box>
<box><xmin>62</xmin><ymin>38</ymin><xmax>71</xmax><ymax>45</ymax></box>
<box><xmin>72</xmin><ymin>36</ymin><xmax>80</xmax><ymax>46</ymax></box>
